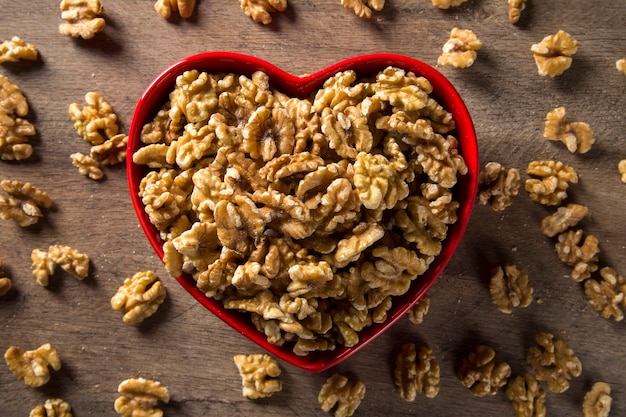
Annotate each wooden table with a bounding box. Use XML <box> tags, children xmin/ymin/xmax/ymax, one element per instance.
<box><xmin>1</xmin><ymin>1</ymin><xmax>624</xmax><ymax>415</ymax></box>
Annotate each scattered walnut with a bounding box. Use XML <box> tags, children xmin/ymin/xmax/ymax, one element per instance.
<box><xmin>240</xmin><ymin>0</ymin><xmax>288</xmax><ymax>24</ymax></box>
<box><xmin>0</xmin><ymin>75</ymin><xmax>35</xmax><ymax>161</ymax></box>
<box><xmin>544</xmin><ymin>107</ymin><xmax>594</xmax><ymax>154</ymax></box>
<box><xmin>154</xmin><ymin>0</ymin><xmax>196</xmax><ymax>19</ymax></box>
<box><xmin>431</xmin><ymin>0</ymin><xmax>468</xmax><ymax>8</ymax></box>
<box><xmin>508</xmin><ymin>0</ymin><xmax>526</xmax><ymax>23</ymax></box>
<box><xmin>71</xmin><ymin>152</ymin><xmax>104</xmax><ymax>180</ymax></box>
<box><xmin>531</xmin><ymin>30</ymin><xmax>578</xmax><ymax>77</ymax></box>
<box><xmin>526</xmin><ymin>332</ymin><xmax>582</xmax><ymax>393</ymax></box>
<box><xmin>584</xmin><ymin>267</ymin><xmax>626</xmax><ymax>322</ymax></box>
<box><xmin>69</xmin><ymin>92</ymin><xmax>119</xmax><ymax>145</ymax></box>
<box><xmin>617</xmin><ymin>59</ymin><xmax>626</xmax><ymax>75</ymax></box>
<box><xmin>4</xmin><ymin>343</ymin><xmax>62</xmax><ymax>387</ymax></box>
<box><xmin>437</xmin><ymin>28</ymin><xmax>482</xmax><ymax>68</ymax></box>
<box><xmin>114</xmin><ymin>378</ymin><xmax>170</xmax><ymax>417</ymax></box>
<box><xmin>0</xmin><ymin>36</ymin><xmax>38</xmax><ymax>63</ymax></box>
<box><xmin>489</xmin><ymin>263</ymin><xmax>533</xmax><ymax>314</ymax></box>
<box><xmin>31</xmin><ymin>245</ymin><xmax>90</xmax><ymax>285</ymax></box>
<box><xmin>134</xmin><ymin>67</ymin><xmax>467</xmax><ymax>354</ymax></box>
<box><xmin>0</xmin><ymin>256</ymin><xmax>11</xmax><ymax>297</ymax></box>
<box><xmin>457</xmin><ymin>345</ymin><xmax>511</xmax><ymax>396</ymax></box>
<box><xmin>505</xmin><ymin>373</ymin><xmax>546</xmax><ymax>417</ymax></box>
<box><xmin>394</xmin><ymin>343</ymin><xmax>440</xmax><ymax>401</ymax></box>
<box><xmin>59</xmin><ymin>0</ymin><xmax>106</xmax><ymax>39</ymax></box>
<box><xmin>406</xmin><ymin>293</ymin><xmax>430</xmax><ymax>324</ymax></box>
<box><xmin>541</xmin><ymin>203</ymin><xmax>588</xmax><ymax>238</ymax></box>
<box><xmin>111</xmin><ymin>271</ymin><xmax>167</xmax><ymax>324</ymax></box>
<box><xmin>30</xmin><ymin>398</ymin><xmax>73</xmax><ymax>417</ymax></box>
<box><xmin>341</xmin><ymin>0</ymin><xmax>385</xmax><ymax>19</ymax></box>
<box><xmin>525</xmin><ymin>160</ymin><xmax>578</xmax><ymax>206</ymax></box>
<box><xmin>478</xmin><ymin>162</ymin><xmax>520</xmax><ymax>211</ymax></box>
<box><xmin>90</xmin><ymin>133</ymin><xmax>128</xmax><ymax>165</ymax></box>
<box><xmin>555</xmin><ymin>229</ymin><xmax>599</xmax><ymax>282</ymax></box>
<box><xmin>0</xmin><ymin>179</ymin><xmax>51</xmax><ymax>227</ymax></box>
<box><xmin>618</xmin><ymin>160</ymin><xmax>626</xmax><ymax>183</ymax></box>
<box><xmin>233</xmin><ymin>354</ymin><xmax>282</xmax><ymax>399</ymax></box>
<box><xmin>583</xmin><ymin>382</ymin><xmax>612</xmax><ymax>417</ymax></box>
<box><xmin>318</xmin><ymin>373</ymin><xmax>366</xmax><ymax>417</ymax></box>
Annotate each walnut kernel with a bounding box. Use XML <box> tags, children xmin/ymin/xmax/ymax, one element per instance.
<box><xmin>526</xmin><ymin>332</ymin><xmax>581</xmax><ymax>393</ymax></box>
<box><xmin>69</xmin><ymin>92</ymin><xmax>119</xmax><ymax>145</ymax></box>
<box><xmin>114</xmin><ymin>378</ymin><xmax>170</xmax><ymax>417</ymax></box>
<box><xmin>618</xmin><ymin>160</ymin><xmax>626</xmax><ymax>183</ymax></box>
<box><xmin>531</xmin><ymin>30</ymin><xmax>578</xmax><ymax>77</ymax></box>
<box><xmin>432</xmin><ymin>0</ymin><xmax>468</xmax><ymax>8</ymax></box>
<box><xmin>241</xmin><ymin>0</ymin><xmax>288</xmax><ymax>25</ymax></box>
<box><xmin>508</xmin><ymin>0</ymin><xmax>527</xmax><ymax>23</ymax></box>
<box><xmin>544</xmin><ymin>107</ymin><xmax>594</xmax><ymax>154</ymax></box>
<box><xmin>457</xmin><ymin>345</ymin><xmax>511</xmax><ymax>396</ymax></box>
<box><xmin>525</xmin><ymin>160</ymin><xmax>578</xmax><ymax>206</ymax></box>
<box><xmin>48</xmin><ymin>244</ymin><xmax>90</xmax><ymax>280</ymax></box>
<box><xmin>583</xmin><ymin>382</ymin><xmax>612</xmax><ymax>417</ymax></box>
<box><xmin>555</xmin><ymin>229</ymin><xmax>599</xmax><ymax>282</ymax></box>
<box><xmin>233</xmin><ymin>354</ymin><xmax>282</xmax><ymax>399</ymax></box>
<box><xmin>617</xmin><ymin>59</ymin><xmax>626</xmax><ymax>75</ymax></box>
<box><xmin>478</xmin><ymin>162</ymin><xmax>520</xmax><ymax>211</ymax></box>
<box><xmin>505</xmin><ymin>373</ymin><xmax>546</xmax><ymax>417</ymax></box>
<box><xmin>59</xmin><ymin>0</ymin><xmax>106</xmax><ymax>39</ymax></box>
<box><xmin>0</xmin><ymin>75</ymin><xmax>35</xmax><ymax>161</ymax></box>
<box><xmin>30</xmin><ymin>398</ymin><xmax>73</xmax><ymax>417</ymax></box>
<box><xmin>4</xmin><ymin>343</ymin><xmax>62</xmax><ymax>387</ymax></box>
<box><xmin>71</xmin><ymin>152</ymin><xmax>104</xmax><ymax>180</ymax></box>
<box><xmin>318</xmin><ymin>373</ymin><xmax>366</xmax><ymax>417</ymax></box>
<box><xmin>111</xmin><ymin>271</ymin><xmax>166</xmax><ymax>324</ymax></box>
<box><xmin>0</xmin><ymin>36</ymin><xmax>38</xmax><ymax>63</ymax></box>
<box><xmin>541</xmin><ymin>203</ymin><xmax>588</xmax><ymax>238</ymax></box>
<box><xmin>584</xmin><ymin>267</ymin><xmax>625</xmax><ymax>322</ymax></box>
<box><xmin>154</xmin><ymin>0</ymin><xmax>196</xmax><ymax>19</ymax></box>
<box><xmin>406</xmin><ymin>293</ymin><xmax>430</xmax><ymax>324</ymax></box>
<box><xmin>394</xmin><ymin>343</ymin><xmax>440</xmax><ymax>401</ymax></box>
<box><xmin>437</xmin><ymin>28</ymin><xmax>482</xmax><ymax>68</ymax></box>
<box><xmin>489</xmin><ymin>263</ymin><xmax>533</xmax><ymax>314</ymax></box>
<box><xmin>0</xmin><ymin>256</ymin><xmax>11</xmax><ymax>297</ymax></box>
<box><xmin>341</xmin><ymin>0</ymin><xmax>385</xmax><ymax>19</ymax></box>
<box><xmin>0</xmin><ymin>179</ymin><xmax>51</xmax><ymax>227</ymax></box>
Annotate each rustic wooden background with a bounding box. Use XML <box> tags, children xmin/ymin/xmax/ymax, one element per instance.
<box><xmin>1</xmin><ymin>1</ymin><xmax>625</xmax><ymax>416</ymax></box>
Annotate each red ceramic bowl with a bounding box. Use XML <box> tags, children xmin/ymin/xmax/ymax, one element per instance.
<box><xmin>127</xmin><ymin>52</ymin><xmax>479</xmax><ymax>372</ymax></box>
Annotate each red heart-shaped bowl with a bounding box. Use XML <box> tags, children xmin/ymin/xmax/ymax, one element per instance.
<box><xmin>127</xmin><ymin>52</ymin><xmax>479</xmax><ymax>372</ymax></box>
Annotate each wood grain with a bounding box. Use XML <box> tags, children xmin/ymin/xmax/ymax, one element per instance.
<box><xmin>1</xmin><ymin>1</ymin><xmax>625</xmax><ymax>416</ymax></box>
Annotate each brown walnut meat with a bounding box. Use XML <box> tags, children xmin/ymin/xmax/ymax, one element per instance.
<box><xmin>617</xmin><ymin>59</ymin><xmax>626</xmax><ymax>75</ymax></box>
<box><xmin>0</xmin><ymin>179</ymin><xmax>51</xmax><ymax>227</ymax></box>
<box><xmin>619</xmin><ymin>160</ymin><xmax>626</xmax><ymax>183</ymax></box>
<box><xmin>0</xmin><ymin>257</ymin><xmax>12</xmax><ymax>297</ymax></box>
<box><xmin>505</xmin><ymin>373</ymin><xmax>546</xmax><ymax>417</ymax></box>
<box><xmin>457</xmin><ymin>345</ymin><xmax>511</xmax><ymax>396</ymax></box>
<box><xmin>541</xmin><ymin>203</ymin><xmax>588</xmax><ymax>238</ymax></box>
<box><xmin>241</xmin><ymin>0</ymin><xmax>288</xmax><ymax>25</ymax></box>
<box><xmin>32</xmin><ymin>245</ymin><xmax>90</xmax><ymax>286</ymax></box>
<box><xmin>0</xmin><ymin>36</ymin><xmax>38</xmax><ymax>63</ymax></box>
<box><xmin>114</xmin><ymin>378</ymin><xmax>170</xmax><ymax>417</ymax></box>
<box><xmin>134</xmin><ymin>67</ymin><xmax>467</xmax><ymax>354</ymax></box>
<box><xmin>525</xmin><ymin>160</ymin><xmax>578</xmax><ymax>206</ymax></box>
<box><xmin>59</xmin><ymin>0</ymin><xmax>106</xmax><ymax>39</ymax></box>
<box><xmin>489</xmin><ymin>263</ymin><xmax>533</xmax><ymax>314</ymax></box>
<box><xmin>478</xmin><ymin>162</ymin><xmax>520</xmax><ymax>211</ymax></box>
<box><xmin>544</xmin><ymin>107</ymin><xmax>594</xmax><ymax>154</ymax></box>
<box><xmin>71</xmin><ymin>152</ymin><xmax>104</xmax><ymax>180</ymax></box>
<box><xmin>4</xmin><ymin>343</ymin><xmax>61</xmax><ymax>387</ymax></box>
<box><xmin>318</xmin><ymin>373</ymin><xmax>366</xmax><ymax>417</ymax></box>
<box><xmin>155</xmin><ymin>0</ymin><xmax>196</xmax><ymax>19</ymax></box>
<box><xmin>584</xmin><ymin>267</ymin><xmax>626</xmax><ymax>322</ymax></box>
<box><xmin>432</xmin><ymin>0</ymin><xmax>468</xmax><ymax>8</ymax></box>
<box><xmin>508</xmin><ymin>0</ymin><xmax>527</xmax><ymax>23</ymax></box>
<box><xmin>583</xmin><ymin>382</ymin><xmax>612</xmax><ymax>417</ymax></box>
<box><xmin>30</xmin><ymin>398</ymin><xmax>73</xmax><ymax>417</ymax></box>
<box><xmin>555</xmin><ymin>229</ymin><xmax>599</xmax><ymax>282</ymax></box>
<box><xmin>394</xmin><ymin>343</ymin><xmax>440</xmax><ymax>401</ymax></box>
<box><xmin>0</xmin><ymin>75</ymin><xmax>35</xmax><ymax>161</ymax></box>
<box><xmin>69</xmin><ymin>92</ymin><xmax>119</xmax><ymax>145</ymax></box>
<box><xmin>526</xmin><ymin>332</ymin><xmax>582</xmax><ymax>393</ymax></box>
<box><xmin>111</xmin><ymin>271</ymin><xmax>166</xmax><ymax>324</ymax></box>
<box><xmin>531</xmin><ymin>30</ymin><xmax>578</xmax><ymax>77</ymax></box>
<box><xmin>437</xmin><ymin>28</ymin><xmax>482</xmax><ymax>68</ymax></box>
<box><xmin>233</xmin><ymin>354</ymin><xmax>282</xmax><ymax>399</ymax></box>
<box><xmin>341</xmin><ymin>0</ymin><xmax>385</xmax><ymax>19</ymax></box>
<box><xmin>406</xmin><ymin>293</ymin><xmax>430</xmax><ymax>324</ymax></box>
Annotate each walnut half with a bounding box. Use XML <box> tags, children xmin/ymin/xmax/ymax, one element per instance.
<box><xmin>584</xmin><ymin>267</ymin><xmax>626</xmax><ymax>322</ymax></box>
<box><xmin>394</xmin><ymin>343</ymin><xmax>440</xmax><ymax>401</ymax></box>
<box><xmin>114</xmin><ymin>378</ymin><xmax>170</xmax><ymax>417</ymax></box>
<box><xmin>233</xmin><ymin>354</ymin><xmax>282</xmax><ymax>399</ymax></box>
<box><xmin>30</xmin><ymin>398</ymin><xmax>73</xmax><ymax>417</ymax></box>
<box><xmin>457</xmin><ymin>345</ymin><xmax>511</xmax><ymax>396</ymax></box>
<box><xmin>318</xmin><ymin>373</ymin><xmax>366</xmax><ymax>417</ymax></box>
<box><xmin>437</xmin><ymin>28</ymin><xmax>482</xmax><ymax>69</ymax></box>
<box><xmin>526</xmin><ymin>332</ymin><xmax>581</xmax><ymax>393</ymax></box>
<box><xmin>111</xmin><ymin>271</ymin><xmax>167</xmax><ymax>324</ymax></box>
<box><xmin>531</xmin><ymin>30</ymin><xmax>578</xmax><ymax>77</ymax></box>
<box><xmin>505</xmin><ymin>373</ymin><xmax>546</xmax><ymax>417</ymax></box>
<box><xmin>489</xmin><ymin>263</ymin><xmax>533</xmax><ymax>314</ymax></box>
<box><xmin>544</xmin><ymin>107</ymin><xmax>594</xmax><ymax>154</ymax></box>
<box><xmin>583</xmin><ymin>382</ymin><xmax>612</xmax><ymax>417</ymax></box>
<box><xmin>4</xmin><ymin>343</ymin><xmax>62</xmax><ymax>387</ymax></box>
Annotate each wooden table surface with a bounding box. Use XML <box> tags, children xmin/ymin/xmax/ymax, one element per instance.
<box><xmin>1</xmin><ymin>1</ymin><xmax>625</xmax><ymax>416</ymax></box>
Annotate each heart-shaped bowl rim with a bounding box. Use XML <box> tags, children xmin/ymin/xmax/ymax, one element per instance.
<box><xmin>127</xmin><ymin>51</ymin><xmax>479</xmax><ymax>372</ymax></box>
